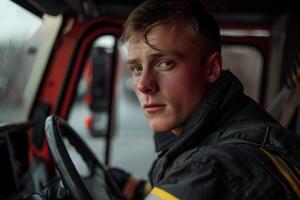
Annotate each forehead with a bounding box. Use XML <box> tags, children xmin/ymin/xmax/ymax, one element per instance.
<box><xmin>127</xmin><ymin>23</ymin><xmax>199</xmax><ymax>58</ymax></box>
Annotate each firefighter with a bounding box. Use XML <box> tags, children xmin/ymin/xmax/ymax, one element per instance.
<box><xmin>110</xmin><ymin>0</ymin><xmax>300</xmax><ymax>199</ymax></box>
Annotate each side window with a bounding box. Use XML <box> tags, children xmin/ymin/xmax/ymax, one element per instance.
<box><xmin>0</xmin><ymin>0</ymin><xmax>62</xmax><ymax>123</ymax></box>
<box><xmin>222</xmin><ymin>45</ymin><xmax>263</xmax><ymax>102</ymax></box>
<box><xmin>68</xmin><ymin>35</ymin><xmax>115</xmax><ymax>165</ymax></box>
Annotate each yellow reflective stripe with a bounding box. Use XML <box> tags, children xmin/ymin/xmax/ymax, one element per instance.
<box><xmin>260</xmin><ymin>148</ymin><xmax>300</xmax><ymax>198</ymax></box>
<box><xmin>150</xmin><ymin>187</ymin><xmax>180</xmax><ymax>200</ymax></box>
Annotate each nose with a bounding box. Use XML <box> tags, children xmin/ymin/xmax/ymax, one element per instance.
<box><xmin>136</xmin><ymin>71</ymin><xmax>159</xmax><ymax>94</ymax></box>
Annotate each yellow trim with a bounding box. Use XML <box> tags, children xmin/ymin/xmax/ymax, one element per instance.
<box><xmin>260</xmin><ymin>148</ymin><xmax>300</xmax><ymax>198</ymax></box>
<box><xmin>150</xmin><ymin>187</ymin><xmax>180</xmax><ymax>200</ymax></box>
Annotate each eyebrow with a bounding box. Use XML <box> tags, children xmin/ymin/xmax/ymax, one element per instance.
<box><xmin>126</xmin><ymin>50</ymin><xmax>184</xmax><ymax>65</ymax></box>
<box><xmin>126</xmin><ymin>58</ymin><xmax>140</xmax><ymax>65</ymax></box>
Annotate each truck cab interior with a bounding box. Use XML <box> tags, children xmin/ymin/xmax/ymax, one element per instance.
<box><xmin>0</xmin><ymin>0</ymin><xmax>300</xmax><ymax>199</ymax></box>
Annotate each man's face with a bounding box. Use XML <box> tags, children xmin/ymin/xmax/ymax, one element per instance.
<box><xmin>126</xmin><ymin>23</ymin><xmax>210</xmax><ymax>135</ymax></box>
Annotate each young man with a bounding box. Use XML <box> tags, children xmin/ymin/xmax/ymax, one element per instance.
<box><xmin>108</xmin><ymin>0</ymin><xmax>300</xmax><ymax>199</ymax></box>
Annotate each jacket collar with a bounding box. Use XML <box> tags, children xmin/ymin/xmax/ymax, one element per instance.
<box><xmin>154</xmin><ymin>132</ymin><xmax>177</xmax><ymax>152</ymax></box>
<box><xmin>154</xmin><ymin>70</ymin><xmax>244</xmax><ymax>153</ymax></box>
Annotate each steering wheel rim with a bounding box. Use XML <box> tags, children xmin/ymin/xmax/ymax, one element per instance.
<box><xmin>45</xmin><ymin>115</ymin><xmax>93</xmax><ymax>200</ymax></box>
<box><xmin>45</xmin><ymin>115</ymin><xmax>123</xmax><ymax>200</ymax></box>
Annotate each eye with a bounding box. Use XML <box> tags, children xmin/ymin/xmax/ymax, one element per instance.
<box><xmin>129</xmin><ymin>65</ymin><xmax>143</xmax><ymax>76</ymax></box>
<box><xmin>157</xmin><ymin>60</ymin><xmax>175</xmax><ymax>71</ymax></box>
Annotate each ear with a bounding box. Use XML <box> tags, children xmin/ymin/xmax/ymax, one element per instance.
<box><xmin>205</xmin><ymin>52</ymin><xmax>222</xmax><ymax>83</ymax></box>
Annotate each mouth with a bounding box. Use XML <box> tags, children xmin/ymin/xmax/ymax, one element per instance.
<box><xmin>143</xmin><ymin>103</ymin><xmax>166</xmax><ymax>113</ymax></box>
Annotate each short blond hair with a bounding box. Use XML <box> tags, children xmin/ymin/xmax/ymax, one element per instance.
<box><xmin>121</xmin><ymin>0</ymin><xmax>221</xmax><ymax>55</ymax></box>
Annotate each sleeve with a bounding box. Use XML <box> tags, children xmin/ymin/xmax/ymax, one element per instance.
<box><xmin>145</xmin><ymin>161</ymin><xmax>237</xmax><ymax>200</ymax></box>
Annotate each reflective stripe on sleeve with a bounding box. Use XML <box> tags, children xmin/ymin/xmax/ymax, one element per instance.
<box><xmin>145</xmin><ymin>187</ymin><xmax>180</xmax><ymax>200</ymax></box>
<box><xmin>260</xmin><ymin>148</ymin><xmax>300</xmax><ymax>198</ymax></box>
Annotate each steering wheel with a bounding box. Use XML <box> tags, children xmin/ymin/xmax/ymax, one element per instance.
<box><xmin>45</xmin><ymin>115</ymin><xmax>123</xmax><ymax>200</ymax></box>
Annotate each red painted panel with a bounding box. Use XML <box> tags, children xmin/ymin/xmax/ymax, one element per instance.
<box><xmin>36</xmin><ymin>17</ymin><xmax>124</xmax><ymax>115</ymax></box>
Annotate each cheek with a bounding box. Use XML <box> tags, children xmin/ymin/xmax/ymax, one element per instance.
<box><xmin>161</xmin><ymin>76</ymin><xmax>192</xmax><ymax>111</ymax></box>
<box><xmin>131</xmin><ymin>78</ymin><xmax>141</xmax><ymax>97</ymax></box>
<box><xmin>132</xmin><ymin>80</ymin><xmax>138</xmax><ymax>94</ymax></box>
<box><xmin>165</xmin><ymin>71</ymin><xmax>206</xmax><ymax>107</ymax></box>
<box><xmin>132</xmin><ymin>79</ymin><xmax>146</xmax><ymax>107</ymax></box>
<box><xmin>165</xmin><ymin>71</ymin><xmax>199</xmax><ymax>95</ymax></box>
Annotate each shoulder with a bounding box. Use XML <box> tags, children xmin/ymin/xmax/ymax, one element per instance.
<box><xmin>153</xmin><ymin>145</ymin><xmax>239</xmax><ymax>200</ymax></box>
<box><xmin>167</xmin><ymin>143</ymin><xmax>260</xmax><ymax>179</ymax></box>
<box><xmin>159</xmin><ymin>143</ymin><xmax>291</xmax><ymax>200</ymax></box>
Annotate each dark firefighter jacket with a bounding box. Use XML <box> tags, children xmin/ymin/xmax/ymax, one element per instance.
<box><xmin>146</xmin><ymin>70</ymin><xmax>300</xmax><ymax>200</ymax></box>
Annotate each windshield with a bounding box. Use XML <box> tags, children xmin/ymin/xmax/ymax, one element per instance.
<box><xmin>0</xmin><ymin>0</ymin><xmax>62</xmax><ymax>124</ymax></box>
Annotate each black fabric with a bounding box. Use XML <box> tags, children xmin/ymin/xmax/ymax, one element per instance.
<box><xmin>154</xmin><ymin>132</ymin><xmax>177</xmax><ymax>152</ymax></box>
<box><xmin>148</xmin><ymin>70</ymin><xmax>300</xmax><ymax>200</ymax></box>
